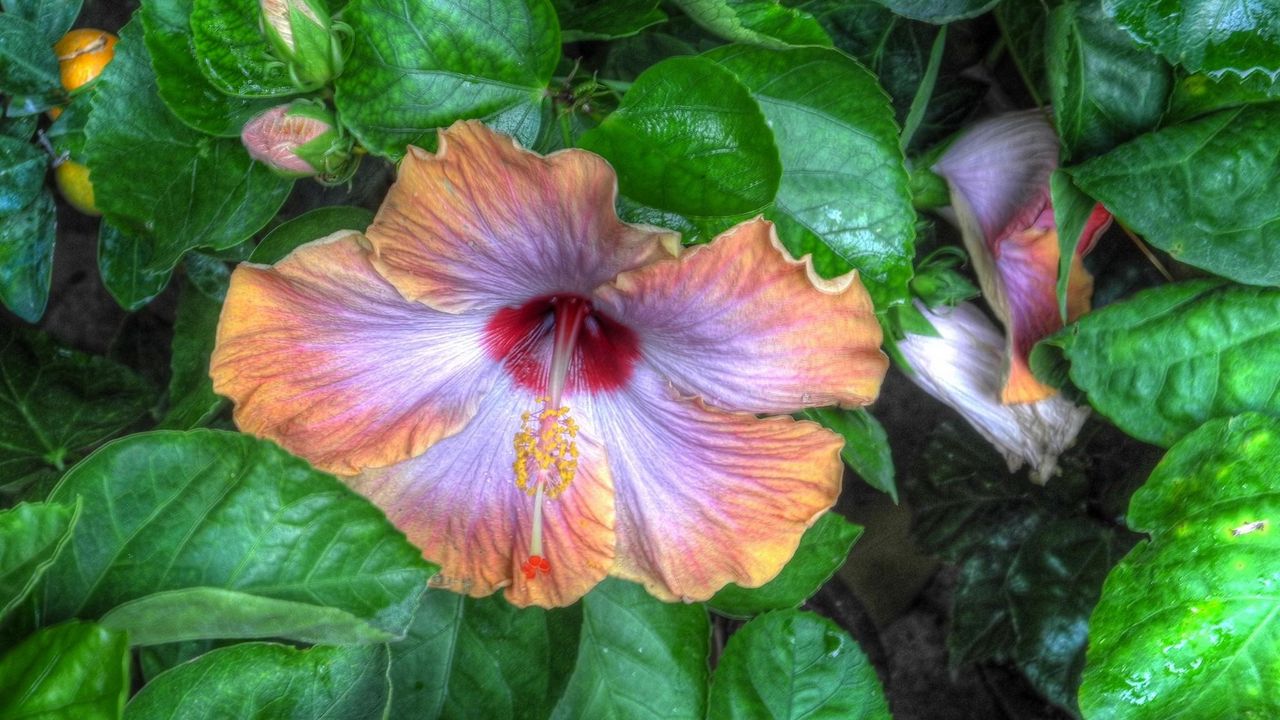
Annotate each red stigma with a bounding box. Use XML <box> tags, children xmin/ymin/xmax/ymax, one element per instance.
<box><xmin>521</xmin><ymin>554</ymin><xmax>552</xmax><ymax>580</ymax></box>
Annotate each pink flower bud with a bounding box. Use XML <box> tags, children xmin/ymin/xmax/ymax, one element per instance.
<box><xmin>241</xmin><ymin>102</ymin><xmax>350</xmax><ymax>179</ymax></box>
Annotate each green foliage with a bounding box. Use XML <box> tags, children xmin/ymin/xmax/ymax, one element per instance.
<box><xmin>0</xmin><ymin>328</ymin><xmax>155</xmax><ymax>485</ymax></box>
<box><xmin>0</xmin><ymin>188</ymin><xmax>54</xmax><ymax>322</ymax></box>
<box><xmin>1049</xmin><ymin>168</ymin><xmax>1098</xmax><ymax>321</ymax></box>
<box><xmin>156</xmin><ymin>283</ymin><xmax>225</xmax><ymax>430</ymax></box>
<box><xmin>190</xmin><ymin>0</ymin><xmax>300</xmax><ymax>98</ymax></box>
<box><xmin>96</xmin><ymin>222</ymin><xmax>172</xmax><ymax>311</ymax></box>
<box><xmin>1070</xmin><ymin>104</ymin><xmax>1280</xmax><ymax>286</ymax></box>
<box><xmin>0</xmin><ymin>13</ymin><xmax>61</xmax><ymax>101</ymax></box>
<box><xmin>554</xmin><ymin>0</ymin><xmax>666</xmax><ymax>41</ymax></box>
<box><xmin>1081</xmin><ymin>413</ymin><xmax>1280</xmax><ymax>719</ymax></box>
<box><xmin>706</xmin><ymin>44</ymin><xmax>915</xmax><ymax>307</ymax></box>
<box><xmin>1033</xmin><ymin>280</ymin><xmax>1280</xmax><ymax>447</ymax></box>
<box><xmin>803</xmin><ymin>407</ymin><xmax>897</xmax><ymax>500</ymax></box>
<box><xmin>126</xmin><ymin>642</ymin><xmax>391</xmax><ymax>719</ymax></box>
<box><xmin>670</xmin><ymin>0</ymin><xmax>832</xmax><ymax>48</ymax></box>
<box><xmin>249</xmin><ymin>205</ymin><xmax>375</xmax><ymax>263</ymax></box>
<box><xmin>869</xmin><ymin>0</ymin><xmax>999</xmax><ymax>23</ymax></box>
<box><xmin>711</xmin><ymin>512</ymin><xmax>864</xmax><ymax>617</ymax></box>
<box><xmin>580</xmin><ymin>55</ymin><xmax>781</xmax><ymax>219</ymax></box>
<box><xmin>334</xmin><ymin>0</ymin><xmax>560</xmax><ymax>159</ymax></box>
<box><xmin>707</xmin><ymin>610</ymin><xmax>891</xmax><ymax>719</ymax></box>
<box><xmin>1168</xmin><ymin>71</ymin><xmax>1280</xmax><ymax>121</ymax></box>
<box><xmin>0</xmin><ymin>501</ymin><xmax>78</xmax><ymax>622</ymax></box>
<box><xmin>0</xmin><ymin>0</ymin><xmax>83</xmax><ymax>45</ymax></box>
<box><xmin>39</xmin><ymin>430</ymin><xmax>437</xmax><ymax>638</ymax></box>
<box><xmin>1103</xmin><ymin>0</ymin><xmax>1280</xmax><ymax>78</ymax></box>
<box><xmin>0</xmin><ymin>621</ymin><xmax>129</xmax><ymax>720</ymax></box>
<box><xmin>551</xmin><ymin>578</ymin><xmax>709</xmax><ymax>719</ymax></box>
<box><xmin>389</xmin><ymin>590</ymin><xmax>581</xmax><ymax>719</ymax></box>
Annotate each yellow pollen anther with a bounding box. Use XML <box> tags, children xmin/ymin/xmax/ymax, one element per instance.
<box><xmin>512</xmin><ymin>397</ymin><xmax>579</xmax><ymax>500</ymax></box>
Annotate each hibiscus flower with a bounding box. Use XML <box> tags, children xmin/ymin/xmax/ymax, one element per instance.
<box><xmin>211</xmin><ymin>122</ymin><xmax>887</xmax><ymax>607</ymax></box>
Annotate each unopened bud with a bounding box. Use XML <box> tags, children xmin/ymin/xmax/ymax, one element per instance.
<box><xmin>241</xmin><ymin>102</ymin><xmax>355</xmax><ymax>181</ymax></box>
<box><xmin>260</xmin><ymin>0</ymin><xmax>342</xmax><ymax>88</ymax></box>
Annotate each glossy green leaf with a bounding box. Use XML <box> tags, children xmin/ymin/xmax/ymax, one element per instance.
<box><xmin>1081</xmin><ymin>413</ymin><xmax>1280</xmax><ymax>719</ymax></box>
<box><xmin>101</xmin><ymin>587</ymin><xmax>395</xmax><ymax>646</ymax></box>
<box><xmin>1006</xmin><ymin>519</ymin><xmax>1116</xmax><ymax>712</ymax></box>
<box><xmin>335</xmin><ymin>0</ymin><xmax>559</xmax><ymax>159</ymax></box>
<box><xmin>1048</xmin><ymin>0</ymin><xmax>1171</xmax><ymax>161</ymax></box>
<box><xmin>0</xmin><ymin>134</ymin><xmax>47</xmax><ymax>213</ymax></box>
<box><xmin>0</xmin><ymin>501</ymin><xmax>78</xmax><ymax>622</ymax></box>
<box><xmin>1071</xmin><ymin>104</ymin><xmax>1280</xmax><ymax>286</ymax></box>
<box><xmin>1049</xmin><ymin>169</ymin><xmax>1098</xmax><ymax>322</ymax></box>
<box><xmin>804</xmin><ymin>407</ymin><xmax>896</xmax><ymax>501</ymax></box>
<box><xmin>182</xmin><ymin>252</ymin><xmax>230</xmax><ymax>302</ymax></box>
<box><xmin>40</xmin><ymin>430</ymin><xmax>436</xmax><ymax>638</ymax></box>
<box><xmin>84</xmin><ymin>20</ymin><xmax>292</xmax><ymax>274</ymax></box>
<box><xmin>0</xmin><ymin>188</ymin><xmax>54</xmax><ymax>322</ymax></box>
<box><xmin>390</xmin><ymin>590</ymin><xmax>581</xmax><ymax>719</ymax></box>
<box><xmin>1103</xmin><ymin>0</ymin><xmax>1280</xmax><ymax>78</ymax></box>
<box><xmin>0</xmin><ymin>327</ymin><xmax>154</xmax><ymax>482</ymax></box>
<box><xmin>1168</xmin><ymin>70</ymin><xmax>1280</xmax><ymax>121</ymax></box>
<box><xmin>671</xmin><ymin>0</ymin><xmax>831</xmax><ymax>48</ymax></box>
<box><xmin>45</xmin><ymin>94</ymin><xmax>89</xmax><ymax>163</ymax></box>
<box><xmin>869</xmin><ymin>0</ymin><xmax>999</xmax><ymax>23</ymax></box>
<box><xmin>0</xmin><ymin>621</ymin><xmax>128</xmax><ymax>720</ymax></box>
<box><xmin>0</xmin><ymin>13</ymin><xmax>61</xmax><ymax>97</ymax></box>
<box><xmin>97</xmin><ymin>222</ymin><xmax>172</xmax><ymax>311</ymax></box>
<box><xmin>554</xmin><ymin>0</ymin><xmax>666</xmax><ymax>41</ymax></box>
<box><xmin>250</xmin><ymin>205</ymin><xmax>376</xmax><ymax>264</ymax></box>
<box><xmin>190</xmin><ymin>0</ymin><xmax>298</xmax><ymax>98</ymax></box>
<box><xmin>142</xmin><ymin>0</ymin><xmax>278</xmax><ymax>136</ymax></box>
<box><xmin>706</xmin><ymin>45</ymin><xmax>915</xmax><ymax>307</ymax></box>
<box><xmin>157</xmin><ymin>284</ymin><xmax>224</xmax><ymax>430</ymax></box>
<box><xmin>1032</xmin><ymin>280</ymin><xmax>1280</xmax><ymax>447</ymax></box>
<box><xmin>551</xmin><ymin>578</ymin><xmax>709</xmax><ymax>719</ymax></box>
<box><xmin>581</xmin><ymin>55</ymin><xmax>780</xmax><ymax>219</ymax></box>
<box><xmin>708</xmin><ymin>610</ymin><xmax>890</xmax><ymax>720</ymax></box>
<box><xmin>0</xmin><ymin>0</ymin><xmax>83</xmax><ymax>45</ymax></box>
<box><xmin>995</xmin><ymin>0</ymin><xmax>1051</xmax><ymax>102</ymax></box>
<box><xmin>949</xmin><ymin>513</ymin><xmax>1042</xmax><ymax>667</ymax></box>
<box><xmin>710</xmin><ymin>511</ymin><xmax>863</xmax><ymax>618</ymax></box>
<box><xmin>126</xmin><ymin>642</ymin><xmax>391</xmax><ymax>720</ymax></box>
<box><xmin>0</xmin><ymin>113</ymin><xmax>38</xmax><ymax>141</ymax></box>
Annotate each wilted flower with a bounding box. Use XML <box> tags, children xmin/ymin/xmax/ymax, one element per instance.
<box><xmin>211</xmin><ymin>122</ymin><xmax>888</xmax><ymax>607</ymax></box>
<box><xmin>240</xmin><ymin>102</ymin><xmax>355</xmax><ymax>181</ymax></box>
<box><xmin>898</xmin><ymin>302</ymin><xmax>1088</xmax><ymax>483</ymax></box>
<box><xmin>259</xmin><ymin>0</ymin><xmax>342</xmax><ymax>88</ymax></box>
<box><xmin>932</xmin><ymin>110</ymin><xmax>1111</xmax><ymax>404</ymax></box>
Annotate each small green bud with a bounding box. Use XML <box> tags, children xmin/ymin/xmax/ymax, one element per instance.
<box><xmin>260</xmin><ymin>0</ymin><xmax>341</xmax><ymax>88</ymax></box>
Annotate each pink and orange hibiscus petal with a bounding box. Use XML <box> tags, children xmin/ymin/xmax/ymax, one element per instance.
<box><xmin>366</xmin><ymin>121</ymin><xmax>679</xmax><ymax>314</ymax></box>
<box><xmin>210</xmin><ymin>232</ymin><xmax>498</xmax><ymax>475</ymax></box>
<box><xmin>581</xmin><ymin>366</ymin><xmax>844</xmax><ymax>602</ymax></box>
<box><xmin>350</xmin><ymin>380</ymin><xmax>616</xmax><ymax>608</ymax></box>
<box><xmin>595</xmin><ymin>218</ymin><xmax>886</xmax><ymax>415</ymax></box>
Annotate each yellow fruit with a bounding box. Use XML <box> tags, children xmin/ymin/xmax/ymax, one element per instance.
<box><xmin>49</xmin><ymin>28</ymin><xmax>117</xmax><ymax>119</ymax></box>
<box><xmin>55</xmin><ymin>160</ymin><xmax>100</xmax><ymax>216</ymax></box>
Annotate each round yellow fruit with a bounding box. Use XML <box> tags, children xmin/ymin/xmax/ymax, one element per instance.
<box><xmin>55</xmin><ymin>160</ymin><xmax>100</xmax><ymax>216</ymax></box>
<box><xmin>49</xmin><ymin>28</ymin><xmax>117</xmax><ymax>119</ymax></box>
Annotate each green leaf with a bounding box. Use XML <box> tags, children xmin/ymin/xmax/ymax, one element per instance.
<box><xmin>710</xmin><ymin>512</ymin><xmax>863</xmax><ymax>618</ymax></box>
<box><xmin>706</xmin><ymin>45</ymin><xmax>915</xmax><ymax>307</ymax></box>
<box><xmin>84</xmin><ymin>20</ymin><xmax>292</xmax><ymax>275</ymax></box>
<box><xmin>182</xmin><ymin>252</ymin><xmax>230</xmax><ymax>302</ymax></box>
<box><xmin>580</xmin><ymin>55</ymin><xmax>781</xmax><ymax>219</ymax></box>
<box><xmin>157</xmin><ymin>283</ymin><xmax>225</xmax><ymax>430</ymax></box>
<box><xmin>551</xmin><ymin>578</ymin><xmax>709</xmax><ymax>719</ymax></box>
<box><xmin>1006</xmin><ymin>518</ymin><xmax>1116</xmax><ymax>713</ymax></box>
<box><xmin>1103</xmin><ymin>0</ymin><xmax>1280</xmax><ymax>78</ymax></box>
<box><xmin>0</xmin><ymin>13</ymin><xmax>61</xmax><ymax>98</ymax></box>
<box><xmin>0</xmin><ymin>188</ymin><xmax>55</xmax><ymax>322</ymax></box>
<box><xmin>97</xmin><ymin>222</ymin><xmax>172</xmax><ymax>311</ymax></box>
<box><xmin>868</xmin><ymin>0</ymin><xmax>999</xmax><ymax>23</ymax></box>
<box><xmin>948</xmin><ymin>513</ymin><xmax>1043</xmax><ymax>667</ymax></box>
<box><xmin>39</xmin><ymin>429</ymin><xmax>436</xmax><ymax>638</ymax></box>
<box><xmin>0</xmin><ymin>501</ymin><xmax>78</xmax><ymax>622</ymax></box>
<box><xmin>190</xmin><ymin>0</ymin><xmax>299</xmax><ymax>98</ymax></box>
<box><xmin>250</xmin><ymin>205</ymin><xmax>376</xmax><ymax>264</ymax></box>
<box><xmin>554</xmin><ymin>0</ymin><xmax>667</xmax><ymax>41</ymax></box>
<box><xmin>670</xmin><ymin>0</ymin><xmax>831</xmax><ymax>48</ymax></box>
<box><xmin>1080</xmin><ymin>413</ymin><xmax>1280</xmax><ymax>720</ymax></box>
<box><xmin>142</xmin><ymin>0</ymin><xmax>279</xmax><ymax>136</ymax></box>
<box><xmin>100</xmin><ymin>587</ymin><xmax>396</xmax><ymax>646</ymax></box>
<box><xmin>1168</xmin><ymin>71</ymin><xmax>1280</xmax><ymax>121</ymax></box>
<box><xmin>0</xmin><ymin>0</ymin><xmax>83</xmax><ymax>45</ymax></box>
<box><xmin>995</xmin><ymin>1</ymin><xmax>1051</xmax><ymax>103</ymax></box>
<box><xmin>1070</xmin><ymin>104</ymin><xmax>1280</xmax><ymax>286</ymax></box>
<box><xmin>0</xmin><ymin>134</ymin><xmax>48</xmax><ymax>214</ymax></box>
<box><xmin>1047</xmin><ymin>0</ymin><xmax>1171</xmax><ymax>161</ymax></box>
<box><xmin>126</xmin><ymin>642</ymin><xmax>391</xmax><ymax>720</ymax></box>
<box><xmin>1032</xmin><ymin>280</ymin><xmax>1280</xmax><ymax>447</ymax></box>
<box><xmin>708</xmin><ymin>610</ymin><xmax>890</xmax><ymax>720</ymax></box>
<box><xmin>0</xmin><ymin>621</ymin><xmax>129</xmax><ymax>720</ymax></box>
<box><xmin>390</xmin><ymin>590</ymin><xmax>581</xmax><ymax>719</ymax></box>
<box><xmin>803</xmin><ymin>407</ymin><xmax>896</xmax><ymax>501</ymax></box>
<box><xmin>335</xmin><ymin>0</ymin><xmax>560</xmax><ymax>160</ymax></box>
<box><xmin>1049</xmin><ymin>168</ymin><xmax>1097</xmax><ymax>322</ymax></box>
<box><xmin>0</xmin><ymin>113</ymin><xmax>38</xmax><ymax>141</ymax></box>
<box><xmin>45</xmin><ymin>93</ymin><xmax>89</xmax><ymax>163</ymax></box>
<box><xmin>0</xmin><ymin>327</ymin><xmax>154</xmax><ymax>482</ymax></box>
